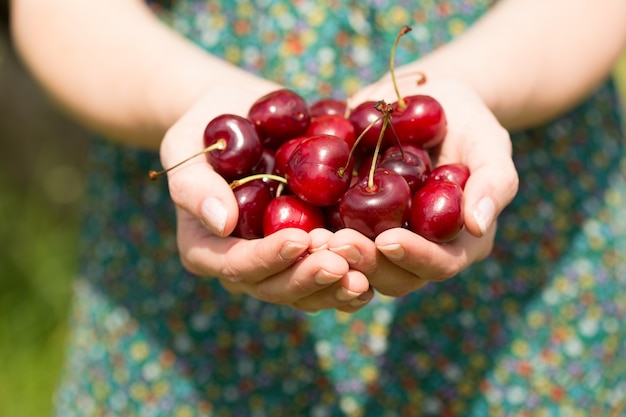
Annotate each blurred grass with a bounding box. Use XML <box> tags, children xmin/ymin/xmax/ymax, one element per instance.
<box><xmin>1</xmin><ymin>12</ymin><xmax>626</xmax><ymax>417</ymax></box>
<box><xmin>0</xmin><ymin>25</ymin><xmax>88</xmax><ymax>417</ymax></box>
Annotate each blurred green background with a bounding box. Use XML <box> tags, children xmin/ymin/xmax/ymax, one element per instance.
<box><xmin>1</xmin><ymin>3</ymin><xmax>626</xmax><ymax>416</ymax></box>
<box><xmin>0</xmin><ymin>4</ymin><xmax>88</xmax><ymax>417</ymax></box>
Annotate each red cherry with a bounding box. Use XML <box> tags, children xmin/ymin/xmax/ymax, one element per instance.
<box><xmin>309</xmin><ymin>98</ymin><xmax>348</xmax><ymax>118</ymax></box>
<box><xmin>348</xmin><ymin>101</ymin><xmax>393</xmax><ymax>155</ymax></box>
<box><xmin>273</xmin><ymin>136</ymin><xmax>307</xmax><ymax>177</ymax></box>
<box><xmin>203</xmin><ymin>114</ymin><xmax>262</xmax><ymax>181</ymax></box>
<box><xmin>356</xmin><ymin>154</ymin><xmax>380</xmax><ymax>180</ymax></box>
<box><xmin>250</xmin><ymin>148</ymin><xmax>276</xmax><ymax>176</ymax></box>
<box><xmin>324</xmin><ymin>203</ymin><xmax>345</xmax><ymax>232</ymax></box>
<box><xmin>391</xmin><ymin>95</ymin><xmax>447</xmax><ymax>149</ymax></box>
<box><xmin>398</xmin><ymin>144</ymin><xmax>433</xmax><ymax>173</ymax></box>
<box><xmin>409</xmin><ymin>179</ymin><xmax>464</xmax><ymax>243</ymax></box>
<box><xmin>232</xmin><ymin>180</ymin><xmax>275</xmax><ymax>239</ymax></box>
<box><xmin>379</xmin><ymin>145</ymin><xmax>430</xmax><ymax>193</ymax></box>
<box><xmin>339</xmin><ymin>168</ymin><xmax>412</xmax><ymax>240</ymax></box>
<box><xmin>285</xmin><ymin>135</ymin><xmax>353</xmax><ymax>207</ymax></box>
<box><xmin>429</xmin><ymin>163</ymin><xmax>470</xmax><ymax>189</ymax></box>
<box><xmin>263</xmin><ymin>195</ymin><xmax>325</xmax><ymax>236</ymax></box>
<box><xmin>247</xmin><ymin>89</ymin><xmax>311</xmax><ymax>149</ymax></box>
<box><xmin>305</xmin><ymin>114</ymin><xmax>356</xmax><ymax>148</ymax></box>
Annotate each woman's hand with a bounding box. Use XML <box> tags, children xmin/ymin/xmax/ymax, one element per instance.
<box><xmin>159</xmin><ymin>85</ymin><xmax>374</xmax><ymax>313</ymax></box>
<box><xmin>332</xmin><ymin>71</ymin><xmax>519</xmax><ymax>296</ymax></box>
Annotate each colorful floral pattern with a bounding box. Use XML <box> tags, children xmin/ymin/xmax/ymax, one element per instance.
<box><xmin>54</xmin><ymin>1</ymin><xmax>626</xmax><ymax>416</ymax></box>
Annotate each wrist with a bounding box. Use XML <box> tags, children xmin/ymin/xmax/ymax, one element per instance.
<box><xmin>399</xmin><ymin>51</ymin><xmax>500</xmax><ymax>124</ymax></box>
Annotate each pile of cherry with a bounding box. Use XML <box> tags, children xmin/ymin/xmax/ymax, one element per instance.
<box><xmin>163</xmin><ymin>87</ymin><xmax>469</xmax><ymax>244</ymax></box>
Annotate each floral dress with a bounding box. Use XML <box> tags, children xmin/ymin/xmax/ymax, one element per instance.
<box><xmin>54</xmin><ymin>1</ymin><xmax>626</xmax><ymax>416</ymax></box>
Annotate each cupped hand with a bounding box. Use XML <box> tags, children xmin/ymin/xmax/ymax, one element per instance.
<box><xmin>332</xmin><ymin>70</ymin><xmax>519</xmax><ymax>296</ymax></box>
<box><xmin>159</xmin><ymin>84</ymin><xmax>373</xmax><ymax>313</ymax></box>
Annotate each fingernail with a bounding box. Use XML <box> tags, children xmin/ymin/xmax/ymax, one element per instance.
<box><xmin>349</xmin><ymin>291</ymin><xmax>373</xmax><ymax>307</ymax></box>
<box><xmin>330</xmin><ymin>244</ymin><xmax>361</xmax><ymax>265</ymax></box>
<box><xmin>315</xmin><ymin>269</ymin><xmax>343</xmax><ymax>285</ymax></box>
<box><xmin>377</xmin><ymin>243</ymin><xmax>406</xmax><ymax>261</ymax></box>
<box><xmin>201</xmin><ymin>197</ymin><xmax>227</xmax><ymax>235</ymax></box>
<box><xmin>335</xmin><ymin>287</ymin><xmax>361</xmax><ymax>301</ymax></box>
<box><xmin>474</xmin><ymin>197</ymin><xmax>495</xmax><ymax>235</ymax></box>
<box><xmin>279</xmin><ymin>242</ymin><xmax>308</xmax><ymax>261</ymax></box>
<box><xmin>309</xmin><ymin>242</ymin><xmax>328</xmax><ymax>253</ymax></box>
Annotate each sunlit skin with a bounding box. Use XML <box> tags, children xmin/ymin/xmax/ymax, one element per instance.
<box><xmin>11</xmin><ymin>0</ymin><xmax>626</xmax><ymax>313</ymax></box>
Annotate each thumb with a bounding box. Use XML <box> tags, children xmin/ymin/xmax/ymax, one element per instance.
<box><xmin>159</xmin><ymin>123</ymin><xmax>239</xmax><ymax>237</ymax></box>
<box><xmin>462</xmin><ymin>156</ymin><xmax>518</xmax><ymax>237</ymax></box>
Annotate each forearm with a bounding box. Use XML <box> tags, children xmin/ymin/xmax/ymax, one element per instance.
<box><xmin>10</xmin><ymin>0</ymin><xmax>278</xmax><ymax>149</ymax></box>
<box><xmin>416</xmin><ymin>0</ymin><xmax>626</xmax><ymax>131</ymax></box>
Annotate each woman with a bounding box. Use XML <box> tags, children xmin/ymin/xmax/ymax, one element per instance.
<box><xmin>11</xmin><ymin>0</ymin><xmax>626</xmax><ymax>415</ymax></box>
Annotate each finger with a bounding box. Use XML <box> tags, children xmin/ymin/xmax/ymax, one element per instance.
<box><xmin>335</xmin><ymin>285</ymin><xmax>375</xmax><ymax>313</ymax></box>
<box><xmin>435</xmin><ymin>90</ymin><xmax>518</xmax><ymax>238</ymax></box>
<box><xmin>246</xmin><ymin>249</ymin><xmax>351</xmax><ymax>305</ymax></box>
<box><xmin>327</xmin><ymin>228</ymin><xmax>428</xmax><ymax>297</ymax></box>
<box><xmin>309</xmin><ymin>227</ymin><xmax>333</xmax><ymax>252</ymax></box>
<box><xmin>327</xmin><ymin>228</ymin><xmax>381</xmax><ymax>272</ymax></box>
<box><xmin>375</xmin><ymin>225</ymin><xmax>496</xmax><ymax>282</ymax></box>
<box><xmin>177</xmin><ymin>208</ymin><xmax>311</xmax><ymax>281</ymax></box>
<box><xmin>291</xmin><ymin>270</ymin><xmax>374</xmax><ymax>313</ymax></box>
<box><xmin>462</xmin><ymin>141</ymin><xmax>518</xmax><ymax>237</ymax></box>
<box><xmin>160</xmin><ymin>116</ymin><xmax>239</xmax><ymax>237</ymax></box>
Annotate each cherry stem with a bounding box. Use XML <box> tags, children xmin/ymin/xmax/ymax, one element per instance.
<box><xmin>416</xmin><ymin>71</ymin><xmax>427</xmax><ymax>85</ymax></box>
<box><xmin>339</xmin><ymin>112</ymin><xmax>386</xmax><ymax>176</ymax></box>
<box><xmin>229</xmin><ymin>174</ymin><xmax>287</xmax><ymax>190</ymax></box>
<box><xmin>346</xmin><ymin>71</ymin><xmax>426</xmax><ymax>111</ymax></box>
<box><xmin>148</xmin><ymin>138</ymin><xmax>227</xmax><ymax>180</ymax></box>
<box><xmin>390</xmin><ymin>25</ymin><xmax>413</xmax><ymax>111</ymax></box>
<box><xmin>373</xmin><ymin>100</ymin><xmax>408</xmax><ymax>161</ymax></box>
<box><xmin>367</xmin><ymin>114</ymin><xmax>391</xmax><ymax>190</ymax></box>
<box><xmin>385</xmin><ymin>120</ymin><xmax>405</xmax><ymax>159</ymax></box>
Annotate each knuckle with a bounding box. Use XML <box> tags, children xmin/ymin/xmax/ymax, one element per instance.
<box><xmin>290</xmin><ymin>276</ymin><xmax>311</xmax><ymax>294</ymax></box>
<box><xmin>475</xmin><ymin>234</ymin><xmax>495</xmax><ymax>262</ymax></box>
<box><xmin>166</xmin><ymin>174</ymin><xmax>188</xmax><ymax>205</ymax></box>
<box><xmin>216</xmin><ymin>262</ymin><xmax>241</xmax><ymax>283</ymax></box>
<box><xmin>253</xmin><ymin>284</ymin><xmax>286</xmax><ymax>305</ymax></box>
<box><xmin>503</xmin><ymin>162</ymin><xmax>520</xmax><ymax>197</ymax></box>
<box><xmin>434</xmin><ymin>258</ymin><xmax>464</xmax><ymax>282</ymax></box>
<box><xmin>178</xmin><ymin>251</ymin><xmax>204</xmax><ymax>276</ymax></box>
<box><xmin>218</xmin><ymin>279</ymin><xmax>245</xmax><ymax>295</ymax></box>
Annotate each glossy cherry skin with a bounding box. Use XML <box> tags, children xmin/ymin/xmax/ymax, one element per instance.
<box><xmin>348</xmin><ymin>100</ymin><xmax>393</xmax><ymax>155</ymax></box>
<box><xmin>391</xmin><ymin>95</ymin><xmax>447</xmax><ymax>149</ymax></box>
<box><xmin>355</xmin><ymin>154</ymin><xmax>380</xmax><ymax>181</ymax></box>
<box><xmin>247</xmin><ymin>89</ymin><xmax>311</xmax><ymax>149</ymax></box>
<box><xmin>340</xmin><ymin>168</ymin><xmax>412</xmax><ymax>240</ymax></box>
<box><xmin>409</xmin><ymin>179</ymin><xmax>464</xmax><ymax>243</ymax></box>
<box><xmin>203</xmin><ymin>114</ymin><xmax>262</xmax><ymax>181</ymax></box>
<box><xmin>232</xmin><ymin>180</ymin><xmax>275</xmax><ymax>239</ymax></box>
<box><xmin>285</xmin><ymin>135</ymin><xmax>353</xmax><ymax>207</ymax></box>
<box><xmin>429</xmin><ymin>163</ymin><xmax>470</xmax><ymax>189</ymax></box>
<box><xmin>324</xmin><ymin>203</ymin><xmax>345</xmax><ymax>232</ymax></box>
<box><xmin>263</xmin><ymin>195</ymin><xmax>325</xmax><ymax>236</ymax></box>
<box><xmin>309</xmin><ymin>98</ymin><xmax>348</xmax><ymax>118</ymax></box>
<box><xmin>379</xmin><ymin>145</ymin><xmax>430</xmax><ymax>194</ymax></box>
<box><xmin>273</xmin><ymin>136</ymin><xmax>306</xmax><ymax>177</ymax></box>
<box><xmin>399</xmin><ymin>143</ymin><xmax>433</xmax><ymax>173</ymax></box>
<box><xmin>250</xmin><ymin>148</ymin><xmax>276</xmax><ymax>175</ymax></box>
<box><xmin>305</xmin><ymin>114</ymin><xmax>356</xmax><ymax>148</ymax></box>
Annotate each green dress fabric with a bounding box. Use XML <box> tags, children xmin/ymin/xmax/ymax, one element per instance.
<box><xmin>54</xmin><ymin>1</ymin><xmax>626</xmax><ymax>416</ymax></box>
